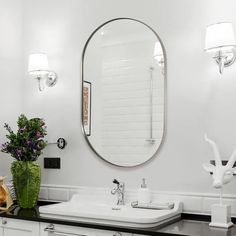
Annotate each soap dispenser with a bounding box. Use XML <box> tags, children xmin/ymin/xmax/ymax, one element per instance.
<box><xmin>138</xmin><ymin>178</ymin><xmax>151</xmax><ymax>204</ymax></box>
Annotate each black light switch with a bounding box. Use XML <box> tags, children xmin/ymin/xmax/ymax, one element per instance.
<box><xmin>44</xmin><ymin>158</ymin><xmax>61</xmax><ymax>169</ymax></box>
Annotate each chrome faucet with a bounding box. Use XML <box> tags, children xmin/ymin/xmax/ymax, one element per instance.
<box><xmin>111</xmin><ymin>179</ymin><xmax>125</xmax><ymax>205</ymax></box>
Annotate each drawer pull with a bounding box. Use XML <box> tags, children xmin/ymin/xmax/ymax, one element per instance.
<box><xmin>2</xmin><ymin>219</ymin><xmax>7</xmax><ymax>225</ymax></box>
<box><xmin>113</xmin><ymin>233</ymin><xmax>122</xmax><ymax>236</ymax></box>
<box><xmin>44</xmin><ymin>224</ymin><xmax>88</xmax><ymax>236</ymax></box>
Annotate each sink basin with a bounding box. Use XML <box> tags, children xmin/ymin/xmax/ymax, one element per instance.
<box><xmin>39</xmin><ymin>195</ymin><xmax>182</xmax><ymax>228</ymax></box>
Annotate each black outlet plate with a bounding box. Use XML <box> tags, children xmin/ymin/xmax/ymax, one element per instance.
<box><xmin>44</xmin><ymin>158</ymin><xmax>61</xmax><ymax>169</ymax></box>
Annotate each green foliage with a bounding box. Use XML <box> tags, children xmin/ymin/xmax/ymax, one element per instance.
<box><xmin>1</xmin><ymin>114</ymin><xmax>47</xmax><ymax>161</ymax></box>
<box><xmin>11</xmin><ymin>161</ymin><xmax>41</xmax><ymax>208</ymax></box>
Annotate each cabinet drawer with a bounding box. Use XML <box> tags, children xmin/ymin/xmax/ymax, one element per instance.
<box><xmin>40</xmin><ymin>223</ymin><xmax>132</xmax><ymax>236</ymax></box>
<box><xmin>0</xmin><ymin>218</ymin><xmax>39</xmax><ymax>236</ymax></box>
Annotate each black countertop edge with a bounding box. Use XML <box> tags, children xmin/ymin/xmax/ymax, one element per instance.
<box><xmin>0</xmin><ymin>211</ymin><xmax>181</xmax><ymax>236</ymax></box>
<box><xmin>181</xmin><ymin>213</ymin><xmax>211</xmax><ymax>222</ymax></box>
<box><xmin>182</xmin><ymin>213</ymin><xmax>236</xmax><ymax>224</ymax></box>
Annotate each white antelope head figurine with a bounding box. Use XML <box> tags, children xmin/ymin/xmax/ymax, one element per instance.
<box><xmin>203</xmin><ymin>134</ymin><xmax>236</xmax><ymax>189</ymax></box>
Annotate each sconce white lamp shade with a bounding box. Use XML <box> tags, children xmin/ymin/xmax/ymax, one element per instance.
<box><xmin>205</xmin><ymin>22</ymin><xmax>236</xmax><ymax>52</ymax></box>
<box><xmin>28</xmin><ymin>53</ymin><xmax>49</xmax><ymax>75</ymax></box>
<box><xmin>153</xmin><ymin>41</ymin><xmax>164</xmax><ymax>66</ymax></box>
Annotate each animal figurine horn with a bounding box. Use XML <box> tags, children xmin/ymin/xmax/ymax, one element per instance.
<box><xmin>203</xmin><ymin>134</ymin><xmax>236</xmax><ymax>189</ymax></box>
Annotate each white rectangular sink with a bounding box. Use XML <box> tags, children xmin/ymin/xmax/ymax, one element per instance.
<box><xmin>39</xmin><ymin>195</ymin><xmax>182</xmax><ymax>228</ymax></box>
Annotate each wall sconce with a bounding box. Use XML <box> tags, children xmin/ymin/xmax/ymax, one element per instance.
<box><xmin>153</xmin><ymin>41</ymin><xmax>164</xmax><ymax>67</ymax></box>
<box><xmin>205</xmin><ymin>22</ymin><xmax>236</xmax><ymax>74</ymax></box>
<box><xmin>28</xmin><ymin>53</ymin><xmax>57</xmax><ymax>91</ymax></box>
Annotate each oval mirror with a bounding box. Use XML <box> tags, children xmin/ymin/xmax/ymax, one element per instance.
<box><xmin>82</xmin><ymin>18</ymin><xmax>166</xmax><ymax>167</ymax></box>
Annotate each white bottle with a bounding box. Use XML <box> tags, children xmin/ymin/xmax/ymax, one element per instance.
<box><xmin>137</xmin><ymin>178</ymin><xmax>151</xmax><ymax>204</ymax></box>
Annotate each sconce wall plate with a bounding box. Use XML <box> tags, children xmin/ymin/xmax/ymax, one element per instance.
<box><xmin>214</xmin><ymin>50</ymin><xmax>236</xmax><ymax>67</ymax></box>
<box><xmin>48</xmin><ymin>138</ymin><xmax>67</xmax><ymax>149</ymax></box>
<box><xmin>46</xmin><ymin>71</ymin><xmax>57</xmax><ymax>87</ymax></box>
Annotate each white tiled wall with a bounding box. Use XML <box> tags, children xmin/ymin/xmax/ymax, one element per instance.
<box><xmin>39</xmin><ymin>185</ymin><xmax>236</xmax><ymax>217</ymax></box>
<box><xmin>100</xmin><ymin>39</ymin><xmax>164</xmax><ymax>166</ymax></box>
<box><xmin>48</xmin><ymin>187</ymin><xmax>70</xmax><ymax>201</ymax></box>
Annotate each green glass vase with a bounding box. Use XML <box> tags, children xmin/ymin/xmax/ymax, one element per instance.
<box><xmin>11</xmin><ymin>161</ymin><xmax>41</xmax><ymax>208</ymax></box>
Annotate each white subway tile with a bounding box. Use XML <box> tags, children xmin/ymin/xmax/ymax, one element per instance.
<box><xmin>39</xmin><ymin>187</ymin><xmax>48</xmax><ymax>200</ymax></box>
<box><xmin>181</xmin><ymin>196</ymin><xmax>203</xmax><ymax>213</ymax></box>
<box><xmin>203</xmin><ymin>197</ymin><xmax>220</xmax><ymax>214</ymax></box>
<box><xmin>48</xmin><ymin>188</ymin><xmax>69</xmax><ymax>201</ymax></box>
<box><xmin>203</xmin><ymin>197</ymin><xmax>236</xmax><ymax>216</ymax></box>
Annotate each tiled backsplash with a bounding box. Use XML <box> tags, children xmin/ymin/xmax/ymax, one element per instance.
<box><xmin>39</xmin><ymin>185</ymin><xmax>236</xmax><ymax>216</ymax></box>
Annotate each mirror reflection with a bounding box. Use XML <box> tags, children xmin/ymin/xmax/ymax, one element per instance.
<box><xmin>82</xmin><ymin>18</ymin><xmax>165</xmax><ymax>167</ymax></box>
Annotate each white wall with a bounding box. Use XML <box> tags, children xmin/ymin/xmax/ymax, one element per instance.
<box><xmin>0</xmin><ymin>0</ymin><xmax>23</xmax><ymax>176</ymax></box>
<box><xmin>19</xmin><ymin>0</ymin><xmax>236</xmax><ymax>196</ymax></box>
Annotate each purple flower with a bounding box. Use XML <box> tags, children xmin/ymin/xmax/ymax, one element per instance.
<box><xmin>1</xmin><ymin>142</ymin><xmax>9</xmax><ymax>151</ymax></box>
<box><xmin>36</xmin><ymin>131</ymin><xmax>43</xmax><ymax>138</ymax></box>
<box><xmin>16</xmin><ymin>149</ymin><xmax>22</xmax><ymax>157</ymax></box>
<box><xmin>1</xmin><ymin>143</ymin><xmax>7</xmax><ymax>149</ymax></box>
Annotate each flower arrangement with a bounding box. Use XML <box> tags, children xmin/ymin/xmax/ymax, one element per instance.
<box><xmin>1</xmin><ymin>114</ymin><xmax>47</xmax><ymax>161</ymax></box>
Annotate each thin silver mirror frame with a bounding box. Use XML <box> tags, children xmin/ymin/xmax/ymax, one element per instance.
<box><xmin>81</xmin><ymin>18</ymin><xmax>167</xmax><ymax>168</ymax></box>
